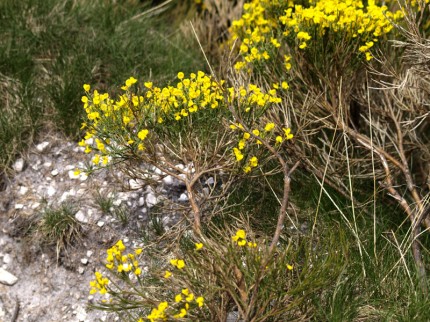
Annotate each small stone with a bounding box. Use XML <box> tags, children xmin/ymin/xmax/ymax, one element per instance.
<box><xmin>51</xmin><ymin>169</ymin><xmax>59</xmax><ymax>176</ymax></box>
<box><xmin>36</xmin><ymin>141</ymin><xmax>50</xmax><ymax>152</ymax></box>
<box><xmin>162</xmin><ymin>175</ymin><xmax>174</xmax><ymax>185</ymax></box>
<box><xmin>18</xmin><ymin>186</ymin><xmax>29</xmax><ymax>195</ymax></box>
<box><xmin>0</xmin><ymin>267</ymin><xmax>18</xmax><ymax>285</ymax></box>
<box><xmin>178</xmin><ymin>193</ymin><xmax>189</xmax><ymax>202</ymax></box>
<box><xmin>113</xmin><ymin>199</ymin><xmax>122</xmax><ymax>206</ymax></box>
<box><xmin>146</xmin><ymin>193</ymin><xmax>158</xmax><ymax>208</ymax></box>
<box><xmin>97</xmin><ymin>221</ymin><xmax>105</xmax><ymax>227</ymax></box>
<box><xmin>31</xmin><ymin>202</ymin><xmax>41</xmax><ymax>209</ymax></box>
<box><xmin>14</xmin><ymin>204</ymin><xmax>24</xmax><ymax>210</ymax></box>
<box><xmin>13</xmin><ymin>158</ymin><xmax>25</xmax><ymax>172</ymax></box>
<box><xmin>43</xmin><ymin>161</ymin><xmax>52</xmax><ymax>168</ymax></box>
<box><xmin>47</xmin><ymin>186</ymin><xmax>56</xmax><ymax>197</ymax></box>
<box><xmin>2</xmin><ymin>254</ymin><xmax>12</xmax><ymax>265</ymax></box>
<box><xmin>138</xmin><ymin>197</ymin><xmax>145</xmax><ymax>207</ymax></box>
<box><xmin>86</xmin><ymin>250</ymin><xmax>93</xmax><ymax>257</ymax></box>
<box><xmin>80</xmin><ymin>258</ymin><xmax>88</xmax><ymax>265</ymax></box>
<box><xmin>78</xmin><ymin>267</ymin><xmax>85</xmax><ymax>274</ymax></box>
<box><xmin>75</xmin><ymin>210</ymin><xmax>88</xmax><ymax>223</ymax></box>
<box><xmin>205</xmin><ymin>177</ymin><xmax>215</xmax><ymax>186</ymax></box>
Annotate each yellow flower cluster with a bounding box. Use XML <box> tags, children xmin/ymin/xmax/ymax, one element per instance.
<box><xmin>146</xmin><ymin>290</ymin><xmax>204</xmax><ymax>321</ymax></box>
<box><xmin>230</xmin><ymin>0</ymin><xmax>405</xmax><ymax>70</ymax></box>
<box><xmin>89</xmin><ymin>271</ymin><xmax>110</xmax><ymax>295</ymax></box>
<box><xmin>104</xmin><ymin>240</ymin><xmax>144</xmax><ymax>276</ymax></box>
<box><xmin>232</xmin><ymin>229</ymin><xmax>257</xmax><ymax>248</ymax></box>
<box><xmin>80</xmin><ymin>75</ymin><xmax>289</xmax><ymax>175</ymax></box>
<box><xmin>80</xmin><ymin>73</ymin><xmax>226</xmax><ymax>166</ymax></box>
<box><xmin>230</xmin><ymin>120</ymin><xmax>294</xmax><ymax>173</ymax></box>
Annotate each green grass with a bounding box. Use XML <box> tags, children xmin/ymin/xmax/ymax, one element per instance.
<box><xmin>0</xmin><ymin>0</ymin><xmax>205</xmax><ymax>176</ymax></box>
<box><xmin>35</xmin><ymin>203</ymin><xmax>82</xmax><ymax>259</ymax></box>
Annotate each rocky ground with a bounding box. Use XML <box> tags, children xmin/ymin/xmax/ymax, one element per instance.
<box><xmin>0</xmin><ymin>130</ymin><xmax>189</xmax><ymax>322</ymax></box>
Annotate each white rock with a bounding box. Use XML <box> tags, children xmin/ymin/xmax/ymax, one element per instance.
<box><xmin>0</xmin><ymin>268</ymin><xmax>18</xmax><ymax>285</ymax></box>
<box><xmin>51</xmin><ymin>169</ymin><xmax>59</xmax><ymax>176</ymax></box>
<box><xmin>13</xmin><ymin>158</ymin><xmax>25</xmax><ymax>172</ymax></box>
<box><xmin>2</xmin><ymin>254</ymin><xmax>12</xmax><ymax>265</ymax></box>
<box><xmin>14</xmin><ymin>204</ymin><xmax>24</xmax><ymax>210</ymax></box>
<box><xmin>47</xmin><ymin>186</ymin><xmax>56</xmax><ymax>197</ymax></box>
<box><xmin>75</xmin><ymin>210</ymin><xmax>88</xmax><ymax>223</ymax></box>
<box><xmin>79</xmin><ymin>172</ymin><xmax>88</xmax><ymax>181</ymax></box>
<box><xmin>18</xmin><ymin>186</ymin><xmax>29</xmax><ymax>195</ymax></box>
<box><xmin>162</xmin><ymin>175</ymin><xmax>174</xmax><ymax>186</ymax></box>
<box><xmin>86</xmin><ymin>250</ymin><xmax>93</xmax><ymax>257</ymax></box>
<box><xmin>43</xmin><ymin>161</ymin><xmax>52</xmax><ymax>168</ymax></box>
<box><xmin>205</xmin><ymin>177</ymin><xmax>215</xmax><ymax>186</ymax></box>
<box><xmin>97</xmin><ymin>221</ymin><xmax>105</xmax><ymax>227</ymax></box>
<box><xmin>178</xmin><ymin>193</ymin><xmax>189</xmax><ymax>202</ymax></box>
<box><xmin>36</xmin><ymin>141</ymin><xmax>50</xmax><ymax>152</ymax></box>
<box><xmin>112</xmin><ymin>199</ymin><xmax>122</xmax><ymax>206</ymax></box>
<box><xmin>31</xmin><ymin>202</ymin><xmax>41</xmax><ymax>209</ymax></box>
<box><xmin>138</xmin><ymin>197</ymin><xmax>145</xmax><ymax>207</ymax></box>
<box><xmin>80</xmin><ymin>258</ymin><xmax>88</xmax><ymax>265</ymax></box>
<box><xmin>146</xmin><ymin>193</ymin><xmax>158</xmax><ymax>208</ymax></box>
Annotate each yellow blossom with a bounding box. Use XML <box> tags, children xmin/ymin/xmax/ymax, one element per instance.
<box><xmin>195</xmin><ymin>243</ymin><xmax>203</xmax><ymax>250</ymax></box>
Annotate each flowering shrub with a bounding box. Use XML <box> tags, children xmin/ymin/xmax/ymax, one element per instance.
<box><xmin>77</xmin><ymin>71</ymin><xmax>295</xmax><ymax>232</ymax></box>
<box><xmin>230</xmin><ymin>0</ymin><xmax>405</xmax><ymax>73</ymax></box>
<box><xmin>90</xmin><ymin>227</ymin><xmax>299</xmax><ymax>321</ymax></box>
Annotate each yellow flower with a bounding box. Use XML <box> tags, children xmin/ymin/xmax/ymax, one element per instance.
<box><xmin>164</xmin><ymin>270</ymin><xmax>172</xmax><ymax>279</ymax></box>
<box><xmin>134</xmin><ymin>267</ymin><xmax>142</xmax><ymax>275</ymax></box>
<box><xmin>283</xmin><ymin>128</ymin><xmax>294</xmax><ymax>140</ymax></box>
<box><xmin>233</xmin><ymin>148</ymin><xmax>244</xmax><ymax>161</ymax></box>
<box><xmin>264</xmin><ymin>122</ymin><xmax>275</xmax><ymax>132</ymax></box>
<box><xmin>125</xmin><ymin>77</ymin><xmax>137</xmax><ymax>87</ymax></box>
<box><xmin>276</xmin><ymin>136</ymin><xmax>283</xmax><ymax>144</ymax></box>
<box><xmin>195</xmin><ymin>243</ymin><xmax>203</xmax><ymax>250</ymax></box>
<box><xmin>177</xmin><ymin>259</ymin><xmax>185</xmax><ymax>269</ymax></box>
<box><xmin>243</xmin><ymin>166</ymin><xmax>252</xmax><ymax>173</ymax></box>
<box><xmin>186</xmin><ymin>293</ymin><xmax>194</xmax><ymax>302</ymax></box>
<box><xmin>137</xmin><ymin>129</ymin><xmax>149</xmax><ymax>140</ymax></box>
<box><xmin>173</xmin><ymin>308</ymin><xmax>187</xmax><ymax>318</ymax></box>
<box><xmin>249</xmin><ymin>156</ymin><xmax>258</xmax><ymax>168</ymax></box>
<box><xmin>115</xmin><ymin>240</ymin><xmax>126</xmax><ymax>251</ymax></box>
<box><xmin>196</xmin><ymin>296</ymin><xmax>204</xmax><ymax>307</ymax></box>
<box><xmin>83</xmin><ymin>84</ymin><xmax>90</xmax><ymax>92</ymax></box>
<box><xmin>287</xmin><ymin>264</ymin><xmax>294</xmax><ymax>270</ymax></box>
<box><xmin>238</xmin><ymin>239</ymin><xmax>247</xmax><ymax>247</ymax></box>
<box><xmin>177</xmin><ymin>72</ymin><xmax>185</xmax><ymax>80</ymax></box>
<box><xmin>181</xmin><ymin>288</ymin><xmax>190</xmax><ymax>296</ymax></box>
<box><xmin>135</xmin><ymin>248</ymin><xmax>142</xmax><ymax>255</ymax></box>
<box><xmin>248</xmin><ymin>242</ymin><xmax>257</xmax><ymax>248</ymax></box>
<box><xmin>252</xmin><ymin>129</ymin><xmax>260</xmax><ymax>136</ymax></box>
<box><xmin>299</xmin><ymin>42</ymin><xmax>307</xmax><ymax>49</ymax></box>
<box><xmin>175</xmin><ymin>294</ymin><xmax>183</xmax><ymax>303</ymax></box>
<box><xmin>73</xmin><ymin>169</ymin><xmax>81</xmax><ymax>176</ymax></box>
<box><xmin>281</xmin><ymin>81</ymin><xmax>289</xmax><ymax>90</ymax></box>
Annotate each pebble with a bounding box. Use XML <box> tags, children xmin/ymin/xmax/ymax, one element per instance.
<box><xmin>14</xmin><ymin>204</ymin><xmax>24</xmax><ymax>210</ymax></box>
<box><xmin>51</xmin><ymin>169</ymin><xmax>59</xmax><ymax>176</ymax></box>
<box><xmin>47</xmin><ymin>186</ymin><xmax>56</xmax><ymax>197</ymax></box>
<box><xmin>97</xmin><ymin>221</ymin><xmax>105</xmax><ymax>227</ymax></box>
<box><xmin>13</xmin><ymin>158</ymin><xmax>25</xmax><ymax>172</ymax></box>
<box><xmin>138</xmin><ymin>197</ymin><xmax>145</xmax><ymax>206</ymax></box>
<box><xmin>36</xmin><ymin>141</ymin><xmax>50</xmax><ymax>152</ymax></box>
<box><xmin>146</xmin><ymin>193</ymin><xmax>158</xmax><ymax>208</ymax></box>
<box><xmin>86</xmin><ymin>250</ymin><xmax>93</xmax><ymax>257</ymax></box>
<box><xmin>80</xmin><ymin>258</ymin><xmax>88</xmax><ymax>265</ymax></box>
<box><xmin>178</xmin><ymin>193</ymin><xmax>188</xmax><ymax>202</ymax></box>
<box><xmin>18</xmin><ymin>186</ymin><xmax>29</xmax><ymax>195</ymax></box>
<box><xmin>78</xmin><ymin>267</ymin><xmax>85</xmax><ymax>274</ymax></box>
<box><xmin>75</xmin><ymin>210</ymin><xmax>88</xmax><ymax>223</ymax></box>
<box><xmin>2</xmin><ymin>254</ymin><xmax>12</xmax><ymax>265</ymax></box>
<box><xmin>0</xmin><ymin>267</ymin><xmax>18</xmax><ymax>285</ymax></box>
